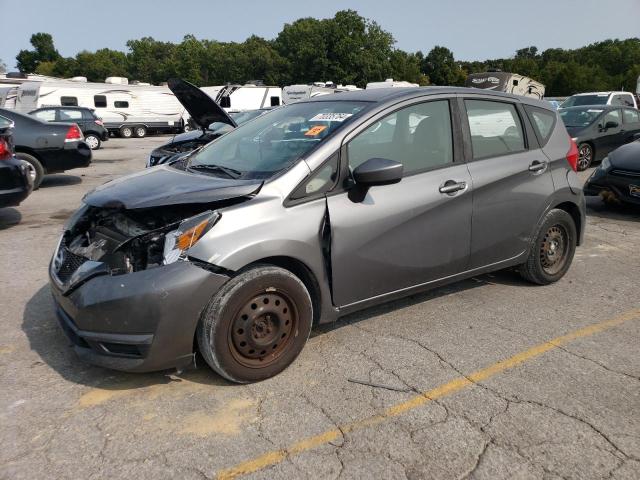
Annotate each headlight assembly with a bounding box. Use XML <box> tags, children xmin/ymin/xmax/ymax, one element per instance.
<box><xmin>163</xmin><ymin>211</ymin><xmax>220</xmax><ymax>264</ymax></box>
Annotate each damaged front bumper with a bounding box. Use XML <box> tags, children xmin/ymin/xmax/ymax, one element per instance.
<box><xmin>49</xmin><ymin>258</ymin><xmax>229</xmax><ymax>372</ymax></box>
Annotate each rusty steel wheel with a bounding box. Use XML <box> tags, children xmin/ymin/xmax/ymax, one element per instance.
<box><xmin>539</xmin><ymin>225</ymin><xmax>568</xmax><ymax>276</ymax></box>
<box><xmin>197</xmin><ymin>265</ymin><xmax>313</xmax><ymax>383</ymax></box>
<box><xmin>229</xmin><ymin>291</ymin><xmax>297</xmax><ymax>368</ymax></box>
<box><xmin>520</xmin><ymin>209</ymin><xmax>577</xmax><ymax>285</ymax></box>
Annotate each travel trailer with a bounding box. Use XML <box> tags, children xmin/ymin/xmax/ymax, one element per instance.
<box><xmin>11</xmin><ymin>79</ymin><xmax>186</xmax><ymax>137</ymax></box>
<box><xmin>201</xmin><ymin>84</ymin><xmax>282</xmax><ymax>112</ymax></box>
<box><xmin>366</xmin><ymin>78</ymin><xmax>419</xmax><ymax>89</ymax></box>
<box><xmin>282</xmin><ymin>82</ymin><xmax>360</xmax><ymax>104</ymax></box>
<box><xmin>466</xmin><ymin>71</ymin><xmax>545</xmax><ymax>99</ymax></box>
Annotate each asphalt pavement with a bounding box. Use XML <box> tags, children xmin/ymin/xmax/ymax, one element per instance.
<box><xmin>1</xmin><ymin>137</ymin><xmax>639</xmax><ymax>480</ymax></box>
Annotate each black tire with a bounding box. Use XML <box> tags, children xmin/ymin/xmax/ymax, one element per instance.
<box><xmin>133</xmin><ymin>126</ymin><xmax>147</xmax><ymax>138</ymax></box>
<box><xmin>519</xmin><ymin>209</ymin><xmax>577</xmax><ymax>285</ymax></box>
<box><xmin>84</xmin><ymin>133</ymin><xmax>101</xmax><ymax>150</ymax></box>
<box><xmin>15</xmin><ymin>152</ymin><xmax>44</xmax><ymax>189</ymax></box>
<box><xmin>119</xmin><ymin>126</ymin><xmax>133</xmax><ymax>138</ymax></box>
<box><xmin>197</xmin><ymin>265</ymin><xmax>313</xmax><ymax>383</ymax></box>
<box><xmin>577</xmin><ymin>143</ymin><xmax>593</xmax><ymax>171</ymax></box>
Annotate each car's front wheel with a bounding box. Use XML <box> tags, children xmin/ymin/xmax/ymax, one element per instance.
<box><xmin>84</xmin><ymin>133</ymin><xmax>101</xmax><ymax>150</ymax></box>
<box><xmin>197</xmin><ymin>265</ymin><xmax>313</xmax><ymax>383</ymax></box>
<box><xmin>519</xmin><ymin>209</ymin><xmax>577</xmax><ymax>285</ymax></box>
<box><xmin>577</xmin><ymin>143</ymin><xmax>593</xmax><ymax>171</ymax></box>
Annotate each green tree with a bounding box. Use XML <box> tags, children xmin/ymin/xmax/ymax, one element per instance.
<box><xmin>16</xmin><ymin>33</ymin><xmax>61</xmax><ymax>73</ymax></box>
<box><xmin>423</xmin><ymin>46</ymin><xmax>464</xmax><ymax>86</ymax></box>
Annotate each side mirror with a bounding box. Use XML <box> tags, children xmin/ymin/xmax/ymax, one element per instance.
<box><xmin>353</xmin><ymin>157</ymin><xmax>403</xmax><ymax>187</ymax></box>
<box><xmin>604</xmin><ymin>120</ymin><xmax>619</xmax><ymax>130</ymax></box>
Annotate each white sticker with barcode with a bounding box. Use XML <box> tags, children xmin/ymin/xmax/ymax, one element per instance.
<box><xmin>309</xmin><ymin>113</ymin><xmax>353</xmax><ymax>122</ymax></box>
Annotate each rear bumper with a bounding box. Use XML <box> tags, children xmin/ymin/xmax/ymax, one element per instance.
<box><xmin>49</xmin><ymin>260</ymin><xmax>230</xmax><ymax>372</ymax></box>
<box><xmin>0</xmin><ymin>157</ymin><xmax>33</xmax><ymax>207</ymax></box>
<box><xmin>39</xmin><ymin>141</ymin><xmax>92</xmax><ymax>173</ymax></box>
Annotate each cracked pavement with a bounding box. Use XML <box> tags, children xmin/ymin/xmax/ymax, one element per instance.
<box><xmin>1</xmin><ymin>137</ymin><xmax>639</xmax><ymax>480</ymax></box>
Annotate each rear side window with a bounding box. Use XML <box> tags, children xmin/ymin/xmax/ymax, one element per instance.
<box><xmin>114</xmin><ymin>100</ymin><xmax>129</xmax><ymax>108</ymax></box>
<box><xmin>465</xmin><ymin>100</ymin><xmax>525</xmax><ymax>158</ymax></box>
<box><xmin>32</xmin><ymin>109</ymin><xmax>56</xmax><ymax>122</ymax></box>
<box><xmin>60</xmin><ymin>96</ymin><xmax>78</xmax><ymax>106</ymax></box>
<box><xmin>623</xmin><ymin>108</ymin><xmax>640</xmax><ymax>123</ymax></box>
<box><xmin>94</xmin><ymin>95</ymin><xmax>107</xmax><ymax>108</ymax></box>
<box><xmin>59</xmin><ymin>109</ymin><xmax>83</xmax><ymax>121</ymax></box>
<box><xmin>524</xmin><ymin>105</ymin><xmax>556</xmax><ymax>146</ymax></box>
<box><xmin>614</xmin><ymin>94</ymin><xmax>635</xmax><ymax>107</ymax></box>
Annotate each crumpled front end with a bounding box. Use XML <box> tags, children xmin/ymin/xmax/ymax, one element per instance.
<box><xmin>49</xmin><ymin>204</ymin><xmax>230</xmax><ymax>372</ymax></box>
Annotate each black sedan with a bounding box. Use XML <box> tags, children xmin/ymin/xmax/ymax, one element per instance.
<box><xmin>584</xmin><ymin>140</ymin><xmax>640</xmax><ymax>205</ymax></box>
<box><xmin>559</xmin><ymin>106</ymin><xmax>640</xmax><ymax>171</ymax></box>
<box><xmin>0</xmin><ymin>107</ymin><xmax>92</xmax><ymax>188</ymax></box>
<box><xmin>0</xmin><ymin>114</ymin><xmax>33</xmax><ymax>208</ymax></box>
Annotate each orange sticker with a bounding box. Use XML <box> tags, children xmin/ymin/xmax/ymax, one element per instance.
<box><xmin>305</xmin><ymin>125</ymin><xmax>327</xmax><ymax>136</ymax></box>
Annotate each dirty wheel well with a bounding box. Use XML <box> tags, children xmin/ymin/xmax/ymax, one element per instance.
<box><xmin>554</xmin><ymin>202</ymin><xmax>582</xmax><ymax>245</ymax></box>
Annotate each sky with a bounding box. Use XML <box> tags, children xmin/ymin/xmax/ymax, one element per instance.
<box><xmin>1</xmin><ymin>0</ymin><xmax>639</xmax><ymax>71</ymax></box>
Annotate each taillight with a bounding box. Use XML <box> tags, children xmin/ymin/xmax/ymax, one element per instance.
<box><xmin>94</xmin><ymin>119</ymin><xmax>103</xmax><ymax>126</ymax></box>
<box><xmin>65</xmin><ymin>124</ymin><xmax>84</xmax><ymax>142</ymax></box>
<box><xmin>566</xmin><ymin>137</ymin><xmax>579</xmax><ymax>172</ymax></box>
<box><xmin>0</xmin><ymin>138</ymin><xmax>10</xmax><ymax>160</ymax></box>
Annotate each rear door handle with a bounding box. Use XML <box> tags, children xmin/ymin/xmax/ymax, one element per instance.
<box><xmin>528</xmin><ymin>160</ymin><xmax>548</xmax><ymax>173</ymax></box>
<box><xmin>439</xmin><ymin>180</ymin><xmax>467</xmax><ymax>195</ymax></box>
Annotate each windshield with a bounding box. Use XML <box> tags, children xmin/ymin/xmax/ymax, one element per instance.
<box><xmin>230</xmin><ymin>110</ymin><xmax>268</xmax><ymax>125</ymax></box>
<box><xmin>189</xmin><ymin>101</ymin><xmax>368</xmax><ymax>180</ymax></box>
<box><xmin>561</xmin><ymin>94</ymin><xmax>608</xmax><ymax>108</ymax></box>
<box><xmin>559</xmin><ymin>107</ymin><xmax>603</xmax><ymax>127</ymax></box>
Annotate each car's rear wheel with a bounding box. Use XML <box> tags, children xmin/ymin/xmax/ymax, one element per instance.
<box><xmin>519</xmin><ymin>209</ymin><xmax>577</xmax><ymax>285</ymax></box>
<box><xmin>119</xmin><ymin>126</ymin><xmax>133</xmax><ymax>138</ymax></box>
<box><xmin>85</xmin><ymin>133</ymin><xmax>101</xmax><ymax>150</ymax></box>
<box><xmin>134</xmin><ymin>126</ymin><xmax>147</xmax><ymax>138</ymax></box>
<box><xmin>577</xmin><ymin>143</ymin><xmax>593</xmax><ymax>171</ymax></box>
<box><xmin>15</xmin><ymin>152</ymin><xmax>44</xmax><ymax>189</ymax></box>
<box><xmin>197</xmin><ymin>265</ymin><xmax>313</xmax><ymax>383</ymax></box>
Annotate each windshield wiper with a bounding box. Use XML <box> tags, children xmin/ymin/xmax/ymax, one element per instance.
<box><xmin>188</xmin><ymin>163</ymin><xmax>242</xmax><ymax>179</ymax></box>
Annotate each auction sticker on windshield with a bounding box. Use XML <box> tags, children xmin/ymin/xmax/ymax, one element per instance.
<box><xmin>305</xmin><ymin>125</ymin><xmax>327</xmax><ymax>136</ymax></box>
<box><xmin>310</xmin><ymin>113</ymin><xmax>353</xmax><ymax>122</ymax></box>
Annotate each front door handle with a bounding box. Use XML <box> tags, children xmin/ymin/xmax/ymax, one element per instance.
<box><xmin>439</xmin><ymin>180</ymin><xmax>467</xmax><ymax>195</ymax></box>
<box><xmin>528</xmin><ymin>160</ymin><xmax>548</xmax><ymax>173</ymax></box>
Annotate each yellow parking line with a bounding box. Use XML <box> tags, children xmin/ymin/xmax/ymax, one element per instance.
<box><xmin>216</xmin><ymin>307</ymin><xmax>640</xmax><ymax>480</ymax></box>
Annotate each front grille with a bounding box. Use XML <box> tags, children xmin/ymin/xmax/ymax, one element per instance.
<box><xmin>55</xmin><ymin>238</ymin><xmax>88</xmax><ymax>283</ymax></box>
<box><xmin>611</xmin><ymin>169</ymin><xmax>640</xmax><ymax>178</ymax></box>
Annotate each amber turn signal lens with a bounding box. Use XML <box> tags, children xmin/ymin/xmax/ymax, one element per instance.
<box><xmin>176</xmin><ymin>220</ymin><xmax>209</xmax><ymax>250</ymax></box>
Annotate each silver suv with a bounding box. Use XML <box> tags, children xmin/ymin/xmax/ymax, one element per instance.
<box><xmin>49</xmin><ymin>86</ymin><xmax>585</xmax><ymax>383</ymax></box>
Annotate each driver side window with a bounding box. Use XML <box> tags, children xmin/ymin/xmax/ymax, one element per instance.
<box><xmin>347</xmin><ymin>100</ymin><xmax>453</xmax><ymax>176</ymax></box>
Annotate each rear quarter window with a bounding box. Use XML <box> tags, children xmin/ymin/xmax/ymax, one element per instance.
<box><xmin>524</xmin><ymin>105</ymin><xmax>556</xmax><ymax>146</ymax></box>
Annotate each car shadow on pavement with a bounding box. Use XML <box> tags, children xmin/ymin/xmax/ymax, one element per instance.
<box><xmin>40</xmin><ymin>174</ymin><xmax>82</xmax><ymax>188</ymax></box>
<box><xmin>586</xmin><ymin>196</ymin><xmax>640</xmax><ymax>223</ymax></box>
<box><xmin>0</xmin><ymin>207</ymin><xmax>22</xmax><ymax>229</ymax></box>
<box><xmin>313</xmin><ymin>269</ymin><xmax>529</xmax><ymax>337</ymax></box>
<box><xmin>22</xmin><ymin>284</ymin><xmax>230</xmax><ymax>393</ymax></box>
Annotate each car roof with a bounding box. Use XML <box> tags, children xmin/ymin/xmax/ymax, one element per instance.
<box><xmin>559</xmin><ymin>105</ymin><xmax>620</xmax><ymax>111</ymax></box>
<box><xmin>572</xmin><ymin>91</ymin><xmax>630</xmax><ymax>96</ymax></box>
<box><xmin>306</xmin><ymin>86</ymin><xmax>528</xmax><ymax>103</ymax></box>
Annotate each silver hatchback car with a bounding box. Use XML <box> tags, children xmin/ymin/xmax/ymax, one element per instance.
<box><xmin>49</xmin><ymin>86</ymin><xmax>585</xmax><ymax>383</ymax></box>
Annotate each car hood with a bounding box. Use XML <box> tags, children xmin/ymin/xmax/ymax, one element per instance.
<box><xmin>168</xmin><ymin>78</ymin><xmax>237</xmax><ymax>131</ymax></box>
<box><xmin>609</xmin><ymin>141</ymin><xmax>640</xmax><ymax>171</ymax></box>
<box><xmin>83</xmin><ymin>165</ymin><xmax>262</xmax><ymax>209</ymax></box>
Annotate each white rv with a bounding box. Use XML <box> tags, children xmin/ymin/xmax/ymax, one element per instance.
<box><xmin>366</xmin><ymin>78</ymin><xmax>419</xmax><ymax>89</ymax></box>
<box><xmin>201</xmin><ymin>84</ymin><xmax>282</xmax><ymax>112</ymax></box>
<box><xmin>282</xmin><ymin>82</ymin><xmax>360</xmax><ymax>104</ymax></box>
<box><xmin>11</xmin><ymin>79</ymin><xmax>186</xmax><ymax>137</ymax></box>
<box><xmin>466</xmin><ymin>72</ymin><xmax>545</xmax><ymax>99</ymax></box>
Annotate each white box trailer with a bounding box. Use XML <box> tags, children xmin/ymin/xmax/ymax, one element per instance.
<box><xmin>282</xmin><ymin>83</ymin><xmax>360</xmax><ymax>104</ymax></box>
<box><xmin>11</xmin><ymin>81</ymin><xmax>187</xmax><ymax>137</ymax></box>
<box><xmin>366</xmin><ymin>78</ymin><xmax>419</xmax><ymax>89</ymax></box>
<box><xmin>466</xmin><ymin>72</ymin><xmax>545</xmax><ymax>99</ymax></box>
